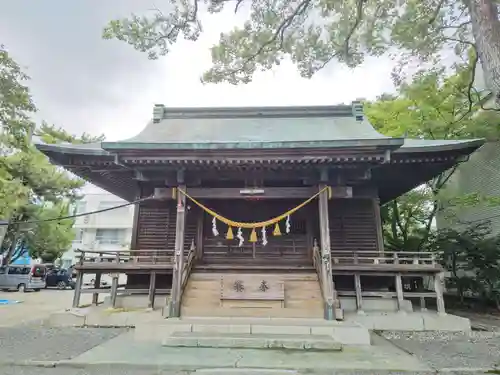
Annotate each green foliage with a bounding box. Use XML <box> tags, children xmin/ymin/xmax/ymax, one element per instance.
<box><xmin>367</xmin><ymin>61</ymin><xmax>500</xmax><ymax>252</ymax></box>
<box><xmin>101</xmin><ymin>0</ymin><xmax>490</xmax><ymax>87</ymax></box>
<box><xmin>35</xmin><ymin>122</ymin><xmax>105</xmax><ymax>145</ymax></box>
<box><xmin>24</xmin><ymin>203</ymin><xmax>76</xmax><ymax>262</ymax></box>
<box><xmin>0</xmin><ymin>46</ymin><xmax>100</xmax><ymax>264</ymax></box>
<box><xmin>429</xmin><ymin>224</ymin><xmax>500</xmax><ymax>309</ymax></box>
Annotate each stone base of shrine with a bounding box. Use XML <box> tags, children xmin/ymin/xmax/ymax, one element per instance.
<box><xmin>339</xmin><ymin>296</ymin><xmax>413</xmax><ymax>313</ymax></box>
<box><xmin>102</xmin><ymin>294</ymin><xmax>167</xmax><ymax>310</ymax></box>
<box><xmin>345</xmin><ymin>311</ymin><xmax>471</xmax><ymax>332</ymax></box>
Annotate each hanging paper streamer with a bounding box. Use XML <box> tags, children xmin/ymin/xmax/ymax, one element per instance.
<box><xmin>273</xmin><ymin>223</ymin><xmax>282</xmax><ymax>236</ymax></box>
<box><xmin>176</xmin><ymin>186</ymin><xmax>330</xmax><ymax>246</ymax></box>
<box><xmin>212</xmin><ymin>217</ymin><xmax>219</xmax><ymax>237</ymax></box>
<box><xmin>237</xmin><ymin>227</ymin><xmax>244</xmax><ymax>247</ymax></box>
<box><xmin>249</xmin><ymin>228</ymin><xmax>257</xmax><ymax>243</ymax></box>
<box><xmin>226</xmin><ymin>226</ymin><xmax>234</xmax><ymax>240</ymax></box>
<box><xmin>261</xmin><ymin>226</ymin><xmax>268</xmax><ymax>246</ymax></box>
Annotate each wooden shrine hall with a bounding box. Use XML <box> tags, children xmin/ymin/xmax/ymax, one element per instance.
<box><xmin>36</xmin><ymin>102</ymin><xmax>483</xmax><ymax>320</ymax></box>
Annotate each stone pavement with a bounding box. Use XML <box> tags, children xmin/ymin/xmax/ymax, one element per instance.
<box><xmin>0</xmin><ymin>326</ymin><xmax>499</xmax><ymax>374</ymax></box>
<box><xmin>0</xmin><ymin>289</ymin><xmax>103</xmax><ymax>327</ymax></box>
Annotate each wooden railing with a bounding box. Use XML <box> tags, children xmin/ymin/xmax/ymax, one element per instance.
<box><xmin>75</xmin><ymin>249</ymin><xmax>175</xmax><ymax>266</ymax></box>
<box><xmin>330</xmin><ymin>250</ymin><xmax>438</xmax><ymax>267</ymax></box>
<box><xmin>180</xmin><ymin>241</ymin><xmax>195</xmax><ymax>296</ymax></box>
<box><xmin>312</xmin><ymin>240</ymin><xmax>336</xmax><ymax>319</ymax></box>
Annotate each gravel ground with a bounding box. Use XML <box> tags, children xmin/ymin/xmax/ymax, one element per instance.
<box><xmin>380</xmin><ymin>330</ymin><xmax>500</xmax><ymax>371</ymax></box>
<box><xmin>0</xmin><ymin>326</ymin><xmax>127</xmax><ymax>362</ymax></box>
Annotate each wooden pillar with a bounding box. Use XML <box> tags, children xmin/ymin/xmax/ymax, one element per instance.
<box><xmin>72</xmin><ymin>251</ymin><xmax>84</xmax><ymax>308</ymax></box>
<box><xmin>170</xmin><ymin>170</ymin><xmax>187</xmax><ymax>317</ymax></box>
<box><xmin>92</xmin><ymin>272</ymin><xmax>102</xmax><ymax>305</ymax></box>
<box><xmin>318</xmin><ymin>168</ymin><xmax>335</xmax><ymax>320</ymax></box>
<box><xmin>373</xmin><ymin>197</ymin><xmax>385</xmax><ymax>254</ymax></box>
<box><xmin>196</xmin><ymin>209</ymin><xmax>204</xmax><ymax>260</ymax></box>
<box><xmin>148</xmin><ymin>271</ymin><xmax>157</xmax><ymax>309</ymax></box>
<box><xmin>420</xmin><ymin>296</ymin><xmax>427</xmax><ymax>311</ymax></box>
<box><xmin>110</xmin><ymin>253</ymin><xmax>120</xmax><ymax>308</ymax></box>
<box><xmin>354</xmin><ymin>273</ymin><xmax>364</xmax><ymax>314</ymax></box>
<box><xmin>395</xmin><ymin>273</ymin><xmax>405</xmax><ymax>312</ymax></box>
<box><xmin>434</xmin><ymin>271</ymin><xmax>446</xmax><ymax>315</ymax></box>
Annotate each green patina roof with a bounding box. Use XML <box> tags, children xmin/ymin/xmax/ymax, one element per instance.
<box><xmin>34</xmin><ymin>104</ymin><xmax>484</xmax><ymax>154</ymax></box>
<box><xmin>101</xmin><ymin>104</ymin><xmax>404</xmax><ymax>150</ymax></box>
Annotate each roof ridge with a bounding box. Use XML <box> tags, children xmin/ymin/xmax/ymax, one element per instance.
<box><xmin>152</xmin><ymin>103</ymin><xmax>361</xmax><ymax>122</ymax></box>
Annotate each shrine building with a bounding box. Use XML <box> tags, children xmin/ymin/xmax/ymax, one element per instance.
<box><xmin>36</xmin><ymin>102</ymin><xmax>483</xmax><ymax>320</ymax></box>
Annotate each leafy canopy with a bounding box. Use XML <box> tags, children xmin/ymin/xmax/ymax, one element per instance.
<box><xmin>0</xmin><ymin>46</ymin><xmax>101</xmax><ymax>263</ymax></box>
<box><xmin>367</xmin><ymin>61</ymin><xmax>500</xmax><ymax>252</ymax></box>
<box><xmin>103</xmin><ymin>0</ymin><xmax>481</xmax><ymax>86</ymax></box>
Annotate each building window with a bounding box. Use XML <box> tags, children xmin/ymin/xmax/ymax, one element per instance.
<box><xmin>95</xmin><ymin>229</ymin><xmax>125</xmax><ymax>245</ymax></box>
<box><xmin>75</xmin><ymin>201</ymin><xmax>87</xmax><ymax>214</ymax></box>
<box><xmin>72</xmin><ymin>229</ymin><xmax>84</xmax><ymax>243</ymax></box>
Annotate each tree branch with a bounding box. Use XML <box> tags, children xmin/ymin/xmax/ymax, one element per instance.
<box><xmin>427</xmin><ymin>0</ymin><xmax>446</xmax><ymax>25</ymax></box>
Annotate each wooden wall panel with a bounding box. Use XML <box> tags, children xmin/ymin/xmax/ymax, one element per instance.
<box><xmin>329</xmin><ymin>199</ymin><xmax>378</xmax><ymax>253</ymax></box>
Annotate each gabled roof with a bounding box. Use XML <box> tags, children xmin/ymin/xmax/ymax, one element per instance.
<box><xmin>100</xmin><ymin>103</ymin><xmax>405</xmax><ymax>151</ymax></box>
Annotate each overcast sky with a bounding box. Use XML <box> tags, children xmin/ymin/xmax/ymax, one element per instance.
<box><xmin>0</xmin><ymin>0</ymin><xmax>396</xmax><ymax>143</ymax></box>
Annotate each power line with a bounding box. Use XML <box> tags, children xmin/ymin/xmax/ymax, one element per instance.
<box><xmin>0</xmin><ymin>195</ymin><xmax>154</xmax><ymax>226</ymax></box>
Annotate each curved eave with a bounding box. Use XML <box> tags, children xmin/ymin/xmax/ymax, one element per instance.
<box><xmin>395</xmin><ymin>139</ymin><xmax>485</xmax><ymax>153</ymax></box>
<box><xmin>35</xmin><ymin>142</ymin><xmax>136</xmax><ymax>201</ymax></box>
<box><xmin>102</xmin><ymin>138</ymin><xmax>405</xmax><ymax>151</ymax></box>
<box><xmin>35</xmin><ymin>142</ymin><xmax>109</xmax><ymax>156</ymax></box>
<box><xmin>377</xmin><ymin>139</ymin><xmax>485</xmax><ymax>203</ymax></box>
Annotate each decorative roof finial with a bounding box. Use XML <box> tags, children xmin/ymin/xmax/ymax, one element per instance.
<box><xmin>351</xmin><ymin>100</ymin><xmax>364</xmax><ymax>121</ymax></box>
<box><xmin>153</xmin><ymin>104</ymin><xmax>165</xmax><ymax>123</ymax></box>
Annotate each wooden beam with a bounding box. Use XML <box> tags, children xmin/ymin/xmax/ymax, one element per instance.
<box><xmin>434</xmin><ymin>272</ymin><xmax>446</xmax><ymax>315</ymax></box>
<box><xmin>110</xmin><ymin>274</ymin><xmax>119</xmax><ymax>308</ymax></box>
<box><xmin>148</xmin><ymin>272</ymin><xmax>157</xmax><ymax>309</ymax></box>
<box><xmin>196</xmin><ymin>209</ymin><xmax>204</xmax><ymax>260</ymax></box>
<box><xmin>92</xmin><ymin>272</ymin><xmax>102</xmax><ymax>305</ymax></box>
<box><xmin>354</xmin><ymin>273</ymin><xmax>363</xmax><ymax>313</ymax></box>
<box><xmin>182</xmin><ymin>186</ymin><xmax>354</xmax><ymax>200</ymax></box>
<box><xmin>130</xmin><ymin>188</ymin><xmax>141</xmax><ymax>251</ymax></box>
<box><xmin>169</xmin><ymin>179</ymin><xmax>187</xmax><ymax>318</ymax></box>
<box><xmin>373</xmin><ymin>197</ymin><xmax>385</xmax><ymax>253</ymax></box>
<box><xmin>318</xmin><ymin>176</ymin><xmax>336</xmax><ymax>320</ymax></box>
<box><xmin>395</xmin><ymin>273</ymin><xmax>404</xmax><ymax>312</ymax></box>
<box><xmin>72</xmin><ymin>252</ymin><xmax>84</xmax><ymax>308</ymax></box>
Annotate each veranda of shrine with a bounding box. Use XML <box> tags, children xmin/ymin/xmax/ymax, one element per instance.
<box><xmin>36</xmin><ymin>102</ymin><xmax>483</xmax><ymax>321</ymax></box>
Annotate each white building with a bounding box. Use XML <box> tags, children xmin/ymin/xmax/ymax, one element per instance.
<box><xmin>61</xmin><ymin>185</ymin><xmax>134</xmax><ymax>268</ymax></box>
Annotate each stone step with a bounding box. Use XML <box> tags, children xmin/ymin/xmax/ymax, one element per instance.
<box><xmin>162</xmin><ymin>331</ymin><xmax>343</xmax><ymax>351</ymax></box>
<box><xmin>135</xmin><ymin>317</ymin><xmax>371</xmax><ymax>345</ymax></box>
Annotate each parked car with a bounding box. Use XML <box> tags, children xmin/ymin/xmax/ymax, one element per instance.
<box><xmin>0</xmin><ymin>264</ymin><xmax>47</xmax><ymax>292</ymax></box>
<box><xmin>45</xmin><ymin>268</ymin><xmax>75</xmax><ymax>290</ymax></box>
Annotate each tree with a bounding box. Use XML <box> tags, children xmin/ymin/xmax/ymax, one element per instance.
<box><xmin>102</xmin><ymin>0</ymin><xmax>500</xmax><ymax>99</ymax></box>
<box><xmin>429</xmin><ymin>223</ymin><xmax>500</xmax><ymax>309</ymax></box>
<box><xmin>0</xmin><ymin>46</ymin><xmax>100</xmax><ymax>265</ymax></box>
<box><xmin>366</xmin><ymin>61</ymin><xmax>500</xmax><ymax>252</ymax></box>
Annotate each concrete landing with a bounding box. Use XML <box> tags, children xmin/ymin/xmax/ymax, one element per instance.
<box><xmin>163</xmin><ymin>331</ymin><xmax>343</xmax><ymax>351</ymax></box>
<box><xmin>345</xmin><ymin>311</ymin><xmax>472</xmax><ymax>332</ymax></box>
<box><xmin>55</xmin><ymin>330</ymin><xmax>432</xmax><ymax>372</ymax></box>
<box><xmin>136</xmin><ymin>317</ymin><xmax>372</xmax><ymax>346</ymax></box>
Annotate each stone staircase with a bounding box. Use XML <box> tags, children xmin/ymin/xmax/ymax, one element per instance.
<box><xmin>134</xmin><ymin>317</ymin><xmax>371</xmax><ymax>348</ymax></box>
<box><xmin>180</xmin><ymin>272</ymin><xmax>324</xmax><ymax>318</ymax></box>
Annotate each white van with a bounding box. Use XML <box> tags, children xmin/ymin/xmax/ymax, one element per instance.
<box><xmin>0</xmin><ymin>264</ymin><xmax>47</xmax><ymax>292</ymax></box>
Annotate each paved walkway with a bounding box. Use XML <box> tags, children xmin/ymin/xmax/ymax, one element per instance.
<box><xmin>0</xmin><ymin>289</ymin><xmax>103</xmax><ymax>327</ymax></box>
<box><xmin>0</xmin><ymin>324</ymin><xmax>499</xmax><ymax>374</ymax></box>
